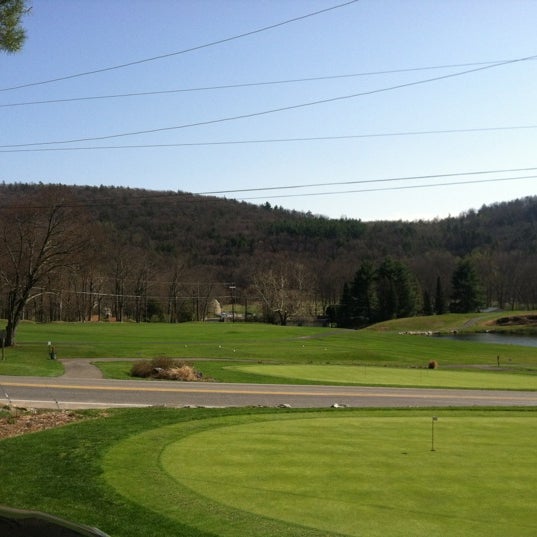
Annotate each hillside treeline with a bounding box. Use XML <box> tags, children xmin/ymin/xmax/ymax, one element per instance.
<box><xmin>0</xmin><ymin>183</ymin><xmax>536</xmax><ymax>340</ymax></box>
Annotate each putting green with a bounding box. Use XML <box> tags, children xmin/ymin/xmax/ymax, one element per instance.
<box><xmin>103</xmin><ymin>412</ymin><xmax>537</xmax><ymax>537</ymax></box>
<box><xmin>228</xmin><ymin>364</ymin><xmax>537</xmax><ymax>390</ymax></box>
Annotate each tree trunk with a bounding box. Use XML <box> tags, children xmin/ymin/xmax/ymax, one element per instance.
<box><xmin>5</xmin><ymin>290</ymin><xmax>28</xmax><ymax>346</ymax></box>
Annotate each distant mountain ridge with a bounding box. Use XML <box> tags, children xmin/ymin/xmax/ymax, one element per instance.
<box><xmin>1</xmin><ymin>182</ymin><xmax>536</xmax><ymax>317</ymax></box>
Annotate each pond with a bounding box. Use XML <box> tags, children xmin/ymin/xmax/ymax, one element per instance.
<box><xmin>438</xmin><ymin>332</ymin><xmax>537</xmax><ymax>348</ymax></box>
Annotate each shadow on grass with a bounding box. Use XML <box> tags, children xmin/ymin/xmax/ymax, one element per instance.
<box><xmin>0</xmin><ymin>505</ymin><xmax>109</xmax><ymax>537</ymax></box>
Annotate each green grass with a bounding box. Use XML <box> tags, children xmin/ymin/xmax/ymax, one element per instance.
<box><xmin>96</xmin><ymin>359</ymin><xmax>314</xmax><ymax>385</ymax></box>
<box><xmin>3</xmin><ymin>320</ymin><xmax>343</xmax><ymax>363</ymax></box>
<box><xmin>2</xmin><ymin>317</ymin><xmax>536</xmax><ymax>386</ymax></box>
<box><xmin>1</xmin><ymin>316</ymin><xmax>536</xmax><ymax>535</ymax></box>
<box><xmin>95</xmin><ymin>359</ymin><xmax>537</xmax><ymax>390</ymax></box>
<box><xmin>368</xmin><ymin>311</ymin><xmax>536</xmax><ymax>333</ymax></box>
<box><xmin>0</xmin><ymin>347</ymin><xmax>63</xmax><ymax>376</ymax></box>
<box><xmin>1</xmin><ymin>407</ymin><xmax>536</xmax><ymax>537</ymax></box>
<box><xmin>226</xmin><ymin>364</ymin><xmax>537</xmax><ymax>390</ymax></box>
<box><xmin>157</xmin><ymin>413</ymin><xmax>537</xmax><ymax>536</ymax></box>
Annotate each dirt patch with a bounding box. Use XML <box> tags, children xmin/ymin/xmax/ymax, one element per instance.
<box><xmin>492</xmin><ymin>315</ymin><xmax>537</xmax><ymax>326</ymax></box>
<box><xmin>0</xmin><ymin>407</ymin><xmax>88</xmax><ymax>440</ymax></box>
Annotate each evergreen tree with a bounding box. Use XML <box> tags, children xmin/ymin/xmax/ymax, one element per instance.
<box><xmin>376</xmin><ymin>258</ymin><xmax>418</xmax><ymax>321</ymax></box>
<box><xmin>376</xmin><ymin>258</ymin><xmax>399</xmax><ymax>321</ymax></box>
<box><xmin>0</xmin><ymin>0</ymin><xmax>29</xmax><ymax>53</ymax></box>
<box><xmin>394</xmin><ymin>262</ymin><xmax>419</xmax><ymax>318</ymax></box>
<box><xmin>422</xmin><ymin>290</ymin><xmax>433</xmax><ymax>316</ymax></box>
<box><xmin>338</xmin><ymin>258</ymin><xmax>421</xmax><ymax>327</ymax></box>
<box><xmin>336</xmin><ymin>282</ymin><xmax>354</xmax><ymax>328</ymax></box>
<box><xmin>450</xmin><ymin>259</ymin><xmax>482</xmax><ymax>313</ymax></box>
<box><xmin>350</xmin><ymin>261</ymin><xmax>377</xmax><ymax>327</ymax></box>
<box><xmin>434</xmin><ymin>276</ymin><xmax>446</xmax><ymax>314</ymax></box>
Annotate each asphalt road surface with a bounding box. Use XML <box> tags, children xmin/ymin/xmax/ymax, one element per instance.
<box><xmin>1</xmin><ymin>375</ymin><xmax>536</xmax><ymax>409</ymax></box>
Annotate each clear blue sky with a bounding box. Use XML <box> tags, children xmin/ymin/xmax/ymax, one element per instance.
<box><xmin>1</xmin><ymin>0</ymin><xmax>536</xmax><ymax>221</ymax></box>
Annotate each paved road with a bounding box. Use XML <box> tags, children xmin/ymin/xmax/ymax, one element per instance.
<box><xmin>1</xmin><ymin>374</ymin><xmax>536</xmax><ymax>409</ymax></box>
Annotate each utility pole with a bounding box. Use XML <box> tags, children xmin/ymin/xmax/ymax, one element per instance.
<box><xmin>229</xmin><ymin>285</ymin><xmax>236</xmax><ymax>323</ymax></box>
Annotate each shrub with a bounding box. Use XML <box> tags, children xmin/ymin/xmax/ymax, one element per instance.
<box><xmin>158</xmin><ymin>365</ymin><xmax>199</xmax><ymax>381</ymax></box>
<box><xmin>150</xmin><ymin>356</ymin><xmax>176</xmax><ymax>370</ymax></box>
<box><xmin>130</xmin><ymin>357</ymin><xmax>203</xmax><ymax>381</ymax></box>
<box><xmin>130</xmin><ymin>360</ymin><xmax>154</xmax><ymax>378</ymax></box>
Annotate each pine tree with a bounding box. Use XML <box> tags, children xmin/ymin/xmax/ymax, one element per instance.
<box><xmin>336</xmin><ymin>282</ymin><xmax>354</xmax><ymax>328</ymax></box>
<box><xmin>376</xmin><ymin>259</ymin><xmax>399</xmax><ymax>321</ymax></box>
<box><xmin>376</xmin><ymin>258</ymin><xmax>418</xmax><ymax>321</ymax></box>
<box><xmin>450</xmin><ymin>259</ymin><xmax>482</xmax><ymax>313</ymax></box>
<box><xmin>423</xmin><ymin>290</ymin><xmax>433</xmax><ymax>315</ymax></box>
<box><xmin>434</xmin><ymin>276</ymin><xmax>446</xmax><ymax>314</ymax></box>
<box><xmin>350</xmin><ymin>261</ymin><xmax>377</xmax><ymax>327</ymax></box>
<box><xmin>0</xmin><ymin>0</ymin><xmax>29</xmax><ymax>53</ymax></box>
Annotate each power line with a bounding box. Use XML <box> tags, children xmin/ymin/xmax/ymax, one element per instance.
<box><xmin>2</xmin><ymin>53</ymin><xmax>534</xmax><ymax>149</ymax></box>
<box><xmin>237</xmin><ymin>175</ymin><xmax>537</xmax><ymax>201</ymax></box>
<box><xmin>0</xmin><ymin>58</ymin><xmax>520</xmax><ymax>108</ymax></box>
<box><xmin>0</xmin><ymin>166</ymin><xmax>535</xmax><ymax>209</ymax></box>
<box><xmin>1</xmin><ymin>124</ymin><xmax>534</xmax><ymax>153</ymax></box>
<box><xmin>36</xmin><ymin>288</ymin><xmax>235</xmax><ymax>302</ymax></box>
<box><xmin>0</xmin><ymin>0</ymin><xmax>359</xmax><ymax>93</ymax></box>
<box><xmin>198</xmin><ymin>167</ymin><xmax>537</xmax><ymax>195</ymax></box>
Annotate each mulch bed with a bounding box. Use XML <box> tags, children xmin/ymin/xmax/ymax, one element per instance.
<box><xmin>0</xmin><ymin>407</ymin><xmax>86</xmax><ymax>440</ymax></box>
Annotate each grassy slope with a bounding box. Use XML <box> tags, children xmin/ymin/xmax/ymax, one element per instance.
<box><xmin>0</xmin><ymin>407</ymin><xmax>341</xmax><ymax>537</ymax></box>
<box><xmin>1</xmin><ymin>315</ymin><xmax>536</xmax><ymax>387</ymax></box>
<box><xmin>0</xmin><ymin>408</ymin><xmax>230</xmax><ymax>537</ymax></box>
<box><xmin>1</xmin><ymin>407</ymin><xmax>536</xmax><ymax>537</ymax></box>
<box><xmin>369</xmin><ymin>311</ymin><xmax>537</xmax><ymax>334</ymax></box>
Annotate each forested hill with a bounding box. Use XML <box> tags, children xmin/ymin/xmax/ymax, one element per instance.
<box><xmin>1</xmin><ymin>183</ymin><xmax>536</xmax><ymax>315</ymax></box>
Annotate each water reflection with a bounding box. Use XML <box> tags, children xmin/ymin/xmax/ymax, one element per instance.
<box><xmin>439</xmin><ymin>332</ymin><xmax>537</xmax><ymax>348</ymax></box>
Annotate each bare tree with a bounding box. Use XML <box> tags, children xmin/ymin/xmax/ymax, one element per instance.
<box><xmin>133</xmin><ymin>263</ymin><xmax>151</xmax><ymax>323</ymax></box>
<box><xmin>0</xmin><ymin>187</ymin><xmax>89</xmax><ymax>345</ymax></box>
<box><xmin>167</xmin><ymin>259</ymin><xmax>188</xmax><ymax>323</ymax></box>
<box><xmin>110</xmin><ymin>244</ymin><xmax>132</xmax><ymax>322</ymax></box>
<box><xmin>254</xmin><ymin>262</ymin><xmax>311</xmax><ymax>325</ymax></box>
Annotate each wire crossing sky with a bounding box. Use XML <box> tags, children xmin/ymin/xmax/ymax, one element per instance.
<box><xmin>2</xmin><ymin>57</ymin><xmax>532</xmax><ymax>108</ymax></box>
<box><xmin>2</xmin><ymin>53</ymin><xmax>535</xmax><ymax>148</ymax></box>
<box><xmin>1</xmin><ymin>0</ymin><xmax>537</xmax><ymax>221</ymax></box>
<box><xmin>0</xmin><ymin>0</ymin><xmax>359</xmax><ymax>92</ymax></box>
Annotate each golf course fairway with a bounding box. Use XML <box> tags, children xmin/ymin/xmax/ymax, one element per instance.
<box><xmin>227</xmin><ymin>364</ymin><xmax>537</xmax><ymax>390</ymax></box>
<box><xmin>103</xmin><ymin>411</ymin><xmax>537</xmax><ymax>537</ymax></box>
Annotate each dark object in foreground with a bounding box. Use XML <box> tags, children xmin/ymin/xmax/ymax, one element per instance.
<box><xmin>0</xmin><ymin>505</ymin><xmax>109</xmax><ymax>537</ymax></box>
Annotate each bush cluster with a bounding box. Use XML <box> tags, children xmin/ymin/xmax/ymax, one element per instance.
<box><xmin>130</xmin><ymin>357</ymin><xmax>203</xmax><ymax>381</ymax></box>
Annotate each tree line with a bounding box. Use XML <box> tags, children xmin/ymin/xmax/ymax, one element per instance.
<box><xmin>1</xmin><ymin>183</ymin><xmax>537</xmax><ymax>345</ymax></box>
<box><xmin>330</xmin><ymin>257</ymin><xmax>482</xmax><ymax>328</ymax></box>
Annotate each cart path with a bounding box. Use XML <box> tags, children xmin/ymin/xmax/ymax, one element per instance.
<box><xmin>60</xmin><ymin>358</ymin><xmax>144</xmax><ymax>379</ymax></box>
